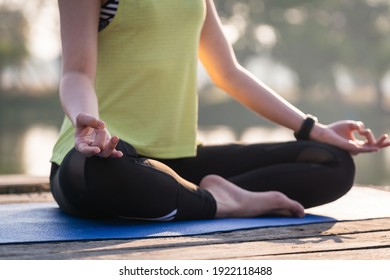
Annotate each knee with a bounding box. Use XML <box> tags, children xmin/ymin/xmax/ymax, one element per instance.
<box><xmin>298</xmin><ymin>142</ymin><xmax>356</xmax><ymax>189</ymax></box>
<box><xmin>299</xmin><ymin>143</ymin><xmax>356</xmax><ymax>206</ymax></box>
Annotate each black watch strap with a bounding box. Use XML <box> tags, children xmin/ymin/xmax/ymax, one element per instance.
<box><xmin>294</xmin><ymin>115</ymin><xmax>318</xmax><ymax>140</ymax></box>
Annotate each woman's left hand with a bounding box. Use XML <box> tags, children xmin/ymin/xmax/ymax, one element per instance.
<box><xmin>311</xmin><ymin>120</ymin><xmax>390</xmax><ymax>155</ymax></box>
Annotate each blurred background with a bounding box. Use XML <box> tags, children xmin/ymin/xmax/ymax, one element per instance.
<box><xmin>1</xmin><ymin>0</ymin><xmax>390</xmax><ymax>187</ymax></box>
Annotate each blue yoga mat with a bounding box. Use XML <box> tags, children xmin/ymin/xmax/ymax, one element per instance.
<box><xmin>0</xmin><ymin>202</ymin><xmax>335</xmax><ymax>244</ymax></box>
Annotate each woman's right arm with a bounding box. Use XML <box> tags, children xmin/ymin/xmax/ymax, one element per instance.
<box><xmin>58</xmin><ymin>0</ymin><xmax>122</xmax><ymax>157</ymax></box>
<box><xmin>58</xmin><ymin>0</ymin><xmax>100</xmax><ymax>124</ymax></box>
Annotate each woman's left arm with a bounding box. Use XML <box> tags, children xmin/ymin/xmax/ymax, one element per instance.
<box><xmin>199</xmin><ymin>0</ymin><xmax>306</xmax><ymax>133</ymax></box>
<box><xmin>199</xmin><ymin>0</ymin><xmax>390</xmax><ymax>154</ymax></box>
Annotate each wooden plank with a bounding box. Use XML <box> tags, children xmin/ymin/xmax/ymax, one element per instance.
<box><xmin>247</xmin><ymin>248</ymin><xmax>390</xmax><ymax>260</ymax></box>
<box><xmin>1</xmin><ymin>218</ymin><xmax>388</xmax><ymax>260</ymax></box>
<box><xmin>0</xmin><ymin>192</ymin><xmax>53</xmax><ymax>204</ymax></box>
<box><xmin>7</xmin><ymin>228</ymin><xmax>388</xmax><ymax>260</ymax></box>
<box><xmin>0</xmin><ymin>175</ymin><xmax>49</xmax><ymax>194</ymax></box>
<box><xmin>75</xmin><ymin>230</ymin><xmax>389</xmax><ymax>260</ymax></box>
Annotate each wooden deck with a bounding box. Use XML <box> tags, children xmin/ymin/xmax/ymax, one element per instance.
<box><xmin>0</xmin><ymin>175</ymin><xmax>389</xmax><ymax>260</ymax></box>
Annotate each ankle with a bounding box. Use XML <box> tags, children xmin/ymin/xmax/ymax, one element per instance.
<box><xmin>200</xmin><ymin>175</ymin><xmax>248</xmax><ymax>218</ymax></box>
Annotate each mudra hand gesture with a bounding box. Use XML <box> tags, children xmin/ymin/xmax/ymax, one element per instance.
<box><xmin>311</xmin><ymin>120</ymin><xmax>390</xmax><ymax>155</ymax></box>
<box><xmin>74</xmin><ymin>112</ymin><xmax>123</xmax><ymax>158</ymax></box>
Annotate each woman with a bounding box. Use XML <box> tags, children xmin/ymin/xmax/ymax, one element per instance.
<box><xmin>50</xmin><ymin>0</ymin><xmax>389</xmax><ymax>221</ymax></box>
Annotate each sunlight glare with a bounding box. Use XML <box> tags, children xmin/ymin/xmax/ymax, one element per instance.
<box><xmin>22</xmin><ymin>125</ymin><xmax>58</xmax><ymax>176</ymax></box>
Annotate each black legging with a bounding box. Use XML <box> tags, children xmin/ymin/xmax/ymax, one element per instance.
<box><xmin>50</xmin><ymin>139</ymin><xmax>355</xmax><ymax>221</ymax></box>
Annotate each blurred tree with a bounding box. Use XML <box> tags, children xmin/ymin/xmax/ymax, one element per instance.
<box><xmin>0</xmin><ymin>7</ymin><xmax>28</xmax><ymax>93</ymax></box>
<box><xmin>336</xmin><ymin>0</ymin><xmax>390</xmax><ymax>111</ymax></box>
<box><xmin>214</xmin><ymin>0</ymin><xmax>390</xmax><ymax>109</ymax></box>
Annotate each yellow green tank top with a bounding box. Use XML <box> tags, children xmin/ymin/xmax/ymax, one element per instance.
<box><xmin>51</xmin><ymin>0</ymin><xmax>206</xmax><ymax>165</ymax></box>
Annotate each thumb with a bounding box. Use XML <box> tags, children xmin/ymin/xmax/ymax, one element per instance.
<box><xmin>75</xmin><ymin>113</ymin><xmax>105</xmax><ymax>129</ymax></box>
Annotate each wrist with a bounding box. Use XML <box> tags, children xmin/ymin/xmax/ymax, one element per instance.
<box><xmin>309</xmin><ymin>122</ymin><xmax>327</xmax><ymax>141</ymax></box>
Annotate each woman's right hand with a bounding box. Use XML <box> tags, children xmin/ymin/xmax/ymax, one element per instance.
<box><xmin>74</xmin><ymin>113</ymin><xmax>123</xmax><ymax>158</ymax></box>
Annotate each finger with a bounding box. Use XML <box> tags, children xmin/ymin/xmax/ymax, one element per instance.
<box><xmin>349</xmin><ymin>121</ymin><xmax>363</xmax><ymax>132</ymax></box>
<box><xmin>76</xmin><ymin>141</ymin><xmax>101</xmax><ymax>156</ymax></box>
<box><xmin>93</xmin><ymin>128</ymin><xmax>108</xmax><ymax>150</ymax></box>
<box><xmin>343</xmin><ymin>121</ymin><xmax>361</xmax><ymax>140</ymax></box>
<box><xmin>355</xmin><ymin>122</ymin><xmax>376</xmax><ymax>145</ymax></box>
<box><xmin>340</xmin><ymin>138</ymin><xmax>379</xmax><ymax>154</ymax></box>
<box><xmin>76</xmin><ymin>113</ymin><xmax>105</xmax><ymax>129</ymax></box>
<box><xmin>349</xmin><ymin>146</ymin><xmax>378</xmax><ymax>154</ymax></box>
<box><xmin>351</xmin><ymin>142</ymin><xmax>379</xmax><ymax>153</ymax></box>
<box><xmin>111</xmin><ymin>150</ymin><xmax>124</xmax><ymax>158</ymax></box>
<box><xmin>375</xmin><ymin>134</ymin><xmax>390</xmax><ymax>148</ymax></box>
<box><xmin>99</xmin><ymin>136</ymin><xmax>121</xmax><ymax>158</ymax></box>
<box><xmin>361</xmin><ymin>129</ymin><xmax>376</xmax><ymax>145</ymax></box>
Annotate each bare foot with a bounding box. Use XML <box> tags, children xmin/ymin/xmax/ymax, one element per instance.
<box><xmin>199</xmin><ymin>174</ymin><xmax>305</xmax><ymax>218</ymax></box>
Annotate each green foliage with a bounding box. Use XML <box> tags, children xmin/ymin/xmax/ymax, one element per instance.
<box><xmin>214</xmin><ymin>0</ymin><xmax>390</xmax><ymax>101</ymax></box>
<box><xmin>0</xmin><ymin>8</ymin><xmax>28</xmax><ymax>75</ymax></box>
